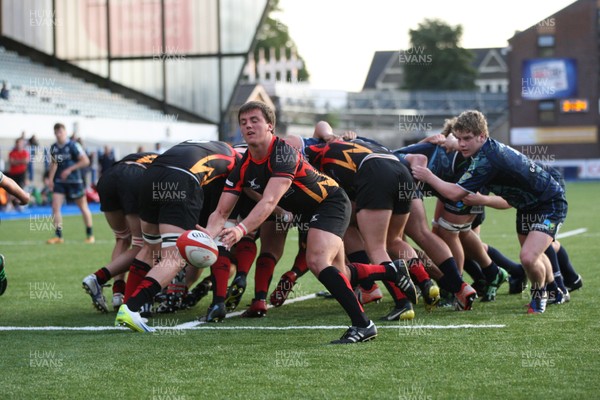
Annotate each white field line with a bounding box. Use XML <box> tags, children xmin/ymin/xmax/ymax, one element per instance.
<box><xmin>0</xmin><ymin>290</ymin><xmax>507</xmax><ymax>331</ymax></box>
<box><xmin>0</xmin><ymin>324</ymin><xmax>506</xmax><ymax>332</ymax></box>
<box><xmin>556</xmin><ymin>228</ymin><xmax>587</xmax><ymax>239</ymax></box>
<box><xmin>2</xmin><ymin>227</ymin><xmax>587</xmax><ymax>331</ymax></box>
<box><xmin>175</xmin><ymin>293</ymin><xmax>317</xmax><ymax>329</ymax></box>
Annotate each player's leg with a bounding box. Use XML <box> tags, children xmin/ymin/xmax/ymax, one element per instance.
<box><xmin>111</xmin><ymin>213</ymin><xmax>144</xmax><ymax>309</ymax></box>
<box><xmin>553</xmin><ymin>240</ymin><xmax>582</xmax><ymax>291</ymax></box>
<box><xmin>117</xmin><ymin>167</ymin><xmax>201</xmax><ymax>331</ymax></box>
<box><xmin>356</xmin><ymin>208</ymin><xmax>392</xmax><ymax>264</ymax></box>
<box><xmin>239</xmin><ymin>220</ymin><xmax>287</xmax><ymax>317</ymax></box>
<box><xmin>460</xmin><ymin>229</ymin><xmax>508</xmax><ymax>302</ymax></box>
<box><xmin>270</xmin><ymin>228</ymin><xmax>310</xmax><ymax>307</ymax></box>
<box><xmin>82</xmin><ymin>209</ymin><xmax>130</xmax><ymax>312</ymax></box>
<box><xmin>73</xmin><ymin>188</ymin><xmax>94</xmax><ymax>243</ymax></box>
<box><xmin>306</xmin><ymin>227</ymin><xmax>377</xmax><ymax>344</ymax></box>
<box><xmin>124</xmin><ymin>220</ymin><xmax>161</xmax><ymax>299</ymax></box>
<box><xmin>47</xmin><ymin>189</ymin><xmax>65</xmax><ymax>243</ymax></box>
<box><xmin>483</xmin><ymin>242</ymin><xmax>527</xmax><ymax>294</ymax></box>
<box><xmin>519</xmin><ymin>231</ymin><xmax>554</xmax><ymax>314</ymax></box>
<box><xmin>224</xmin><ymin>231</ymin><xmax>258</xmax><ymax>310</ymax></box>
<box><xmin>0</xmin><ymin>254</ymin><xmax>7</xmax><ymax>296</ymax></box>
<box><xmin>404</xmin><ymin>198</ymin><xmax>476</xmax><ymax>311</ymax></box>
<box><xmin>544</xmin><ymin>244</ymin><xmax>569</xmax><ymax>305</ymax></box>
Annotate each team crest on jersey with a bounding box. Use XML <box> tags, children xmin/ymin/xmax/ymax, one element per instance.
<box><xmin>248</xmin><ymin>178</ymin><xmax>260</xmax><ymax>190</ymax></box>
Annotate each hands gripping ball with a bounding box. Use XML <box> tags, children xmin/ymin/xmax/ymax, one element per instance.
<box><xmin>176</xmin><ymin>230</ymin><xmax>218</xmax><ymax>269</ymax></box>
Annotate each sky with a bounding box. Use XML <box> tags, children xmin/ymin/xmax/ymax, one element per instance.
<box><xmin>275</xmin><ymin>0</ymin><xmax>578</xmax><ymax>92</ymax></box>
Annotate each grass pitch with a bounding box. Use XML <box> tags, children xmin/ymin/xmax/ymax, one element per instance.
<box><xmin>1</xmin><ymin>182</ymin><xmax>599</xmax><ymax>399</ymax></box>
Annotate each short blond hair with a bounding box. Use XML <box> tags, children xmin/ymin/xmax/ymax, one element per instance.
<box><xmin>453</xmin><ymin>110</ymin><xmax>488</xmax><ymax>138</ymax></box>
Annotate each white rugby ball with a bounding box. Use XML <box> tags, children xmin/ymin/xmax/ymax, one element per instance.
<box><xmin>176</xmin><ymin>230</ymin><xmax>218</xmax><ymax>269</ymax></box>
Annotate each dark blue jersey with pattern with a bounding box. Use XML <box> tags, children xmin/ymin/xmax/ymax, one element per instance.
<box><xmin>394</xmin><ymin>142</ymin><xmax>469</xmax><ymax>201</ymax></box>
<box><xmin>456</xmin><ymin>138</ymin><xmax>565</xmax><ymax>210</ymax></box>
<box><xmin>50</xmin><ymin>140</ymin><xmax>86</xmax><ymax>183</ymax></box>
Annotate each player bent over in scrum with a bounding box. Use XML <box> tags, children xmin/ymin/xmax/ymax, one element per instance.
<box><xmin>203</xmin><ymin>101</ymin><xmax>416</xmax><ymax>343</ymax></box>
<box><xmin>115</xmin><ymin>140</ymin><xmax>238</xmax><ymax>332</ymax></box>
<box><xmin>412</xmin><ymin>110</ymin><xmax>567</xmax><ymax>314</ymax></box>
<box><xmin>82</xmin><ymin>152</ymin><xmax>158</xmax><ymax>312</ymax></box>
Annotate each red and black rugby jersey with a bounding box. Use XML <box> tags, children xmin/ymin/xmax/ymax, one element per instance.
<box><xmin>303</xmin><ymin>139</ymin><xmax>398</xmax><ymax>196</ymax></box>
<box><xmin>118</xmin><ymin>152</ymin><xmax>158</xmax><ymax>167</ymax></box>
<box><xmin>224</xmin><ymin>136</ymin><xmax>339</xmax><ymax>215</ymax></box>
<box><xmin>151</xmin><ymin>140</ymin><xmax>237</xmax><ymax>186</ymax></box>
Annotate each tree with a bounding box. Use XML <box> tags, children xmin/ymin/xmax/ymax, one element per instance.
<box><xmin>402</xmin><ymin>19</ymin><xmax>476</xmax><ymax>90</ymax></box>
<box><xmin>253</xmin><ymin>0</ymin><xmax>310</xmax><ymax>82</ymax></box>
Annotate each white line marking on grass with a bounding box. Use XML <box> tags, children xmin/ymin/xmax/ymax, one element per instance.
<box><xmin>174</xmin><ymin>293</ymin><xmax>318</xmax><ymax>329</ymax></box>
<box><xmin>556</xmin><ymin>228</ymin><xmax>587</xmax><ymax>239</ymax></box>
<box><xmin>184</xmin><ymin>324</ymin><xmax>507</xmax><ymax>331</ymax></box>
<box><xmin>0</xmin><ymin>324</ymin><xmax>506</xmax><ymax>331</ymax></box>
<box><xmin>0</xmin><ymin>291</ymin><xmax>507</xmax><ymax>332</ymax></box>
<box><xmin>0</xmin><ymin>326</ymin><xmax>128</xmax><ymax>331</ymax></box>
<box><xmin>0</xmin><ymin>240</ymin><xmax>114</xmax><ymax>246</ymax></box>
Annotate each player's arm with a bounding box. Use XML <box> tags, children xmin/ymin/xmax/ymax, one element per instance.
<box><xmin>203</xmin><ymin>192</ymin><xmax>239</xmax><ymax>238</ymax></box>
<box><xmin>0</xmin><ymin>174</ymin><xmax>29</xmax><ymax>205</ymax></box>
<box><xmin>404</xmin><ymin>153</ymin><xmax>428</xmax><ymax>169</ymax></box>
<box><xmin>418</xmin><ymin>134</ymin><xmax>446</xmax><ymax>145</ymax></box>
<box><xmin>243</xmin><ymin>187</ymin><xmax>293</xmax><ymax>221</ymax></box>
<box><xmin>412</xmin><ymin>165</ymin><xmax>468</xmax><ymax>202</ymax></box>
<box><xmin>219</xmin><ymin>177</ymin><xmax>292</xmax><ymax>249</ymax></box>
<box><xmin>313</xmin><ymin>121</ymin><xmax>338</xmax><ymax>142</ymax></box>
<box><xmin>60</xmin><ymin>150</ymin><xmax>90</xmax><ymax>181</ymax></box>
<box><xmin>463</xmin><ymin>192</ymin><xmax>511</xmax><ymax>209</ymax></box>
<box><xmin>281</xmin><ymin>135</ymin><xmax>304</xmax><ymax>151</ymax></box>
<box><xmin>47</xmin><ymin>158</ymin><xmax>58</xmax><ymax>190</ymax></box>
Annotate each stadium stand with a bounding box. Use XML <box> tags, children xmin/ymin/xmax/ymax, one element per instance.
<box><xmin>0</xmin><ymin>46</ymin><xmax>165</xmax><ymax>121</ymax></box>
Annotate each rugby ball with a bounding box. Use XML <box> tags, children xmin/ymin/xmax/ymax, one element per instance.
<box><xmin>176</xmin><ymin>230</ymin><xmax>218</xmax><ymax>269</ymax></box>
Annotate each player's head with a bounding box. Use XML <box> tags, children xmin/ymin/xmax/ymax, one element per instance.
<box><xmin>440</xmin><ymin>117</ymin><xmax>457</xmax><ymax>137</ymax></box>
<box><xmin>238</xmin><ymin>101</ymin><xmax>276</xmax><ymax>130</ymax></box>
<box><xmin>53</xmin><ymin>123</ymin><xmax>68</xmax><ymax>144</ymax></box>
<box><xmin>238</xmin><ymin>101</ymin><xmax>276</xmax><ymax>145</ymax></box>
<box><xmin>452</xmin><ymin>110</ymin><xmax>488</xmax><ymax>158</ymax></box>
<box><xmin>453</xmin><ymin>110</ymin><xmax>488</xmax><ymax>138</ymax></box>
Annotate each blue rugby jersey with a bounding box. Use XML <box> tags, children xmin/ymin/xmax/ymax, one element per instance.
<box><xmin>50</xmin><ymin>140</ymin><xmax>86</xmax><ymax>184</ymax></box>
<box><xmin>456</xmin><ymin>138</ymin><xmax>564</xmax><ymax>210</ymax></box>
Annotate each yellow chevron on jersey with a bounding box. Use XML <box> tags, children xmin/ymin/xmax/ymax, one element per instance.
<box><xmin>325</xmin><ymin>143</ymin><xmax>372</xmax><ymax>173</ymax></box>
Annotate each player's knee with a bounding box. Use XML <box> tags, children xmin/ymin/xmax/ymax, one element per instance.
<box><xmin>519</xmin><ymin>250</ymin><xmax>538</xmax><ymax>269</ymax></box>
<box><xmin>113</xmin><ymin>227</ymin><xmax>131</xmax><ymax>240</ymax></box>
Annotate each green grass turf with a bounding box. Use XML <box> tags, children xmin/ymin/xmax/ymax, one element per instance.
<box><xmin>1</xmin><ymin>182</ymin><xmax>599</xmax><ymax>399</ymax></box>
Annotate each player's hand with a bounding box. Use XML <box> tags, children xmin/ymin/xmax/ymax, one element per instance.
<box><xmin>411</xmin><ymin>165</ymin><xmax>432</xmax><ymax>183</ymax></box>
<box><xmin>195</xmin><ymin>224</ymin><xmax>213</xmax><ymax>236</ymax></box>
<box><xmin>341</xmin><ymin>131</ymin><xmax>357</xmax><ymax>140</ymax></box>
<box><xmin>218</xmin><ymin>226</ymin><xmax>243</xmax><ymax>250</ymax></box>
<box><xmin>441</xmin><ymin>134</ymin><xmax>459</xmax><ymax>153</ymax></box>
<box><xmin>422</xmin><ymin>134</ymin><xmax>446</xmax><ymax>145</ymax></box>
<box><xmin>59</xmin><ymin>168</ymin><xmax>71</xmax><ymax>180</ymax></box>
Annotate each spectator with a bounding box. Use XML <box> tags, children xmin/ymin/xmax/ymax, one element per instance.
<box><xmin>0</xmin><ymin>81</ymin><xmax>9</xmax><ymax>100</ymax></box>
<box><xmin>7</xmin><ymin>138</ymin><xmax>30</xmax><ymax>210</ymax></box>
<box><xmin>27</xmin><ymin>134</ymin><xmax>40</xmax><ymax>181</ymax></box>
<box><xmin>155</xmin><ymin>142</ymin><xmax>166</xmax><ymax>154</ymax></box>
<box><xmin>97</xmin><ymin>145</ymin><xmax>116</xmax><ymax>177</ymax></box>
